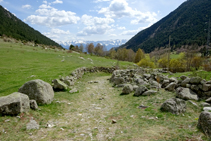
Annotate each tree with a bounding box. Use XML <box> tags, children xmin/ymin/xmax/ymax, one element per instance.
<box><xmin>69</xmin><ymin>44</ymin><xmax>75</xmax><ymax>50</ymax></box>
<box><xmin>134</xmin><ymin>48</ymin><xmax>145</xmax><ymax>63</ymax></box>
<box><xmin>127</xmin><ymin>49</ymin><xmax>135</xmax><ymax>62</ymax></box>
<box><xmin>79</xmin><ymin>43</ymin><xmax>84</xmax><ymax>52</ymax></box>
<box><xmin>86</xmin><ymin>43</ymin><xmax>94</xmax><ymax>55</ymax></box>
<box><xmin>109</xmin><ymin>48</ymin><xmax>116</xmax><ymax>59</ymax></box>
<box><xmin>94</xmin><ymin>43</ymin><xmax>104</xmax><ymax>56</ymax></box>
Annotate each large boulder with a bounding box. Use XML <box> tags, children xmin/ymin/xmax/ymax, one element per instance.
<box><xmin>190</xmin><ymin>77</ymin><xmax>202</xmax><ymax>84</ymax></box>
<box><xmin>19</xmin><ymin>79</ymin><xmax>54</xmax><ymax>104</ymax></box>
<box><xmin>160</xmin><ymin>98</ymin><xmax>186</xmax><ymax>114</ymax></box>
<box><xmin>0</xmin><ymin>92</ymin><xmax>30</xmax><ymax>116</ymax></box>
<box><xmin>52</xmin><ymin>79</ymin><xmax>68</xmax><ymax>91</ymax></box>
<box><xmin>122</xmin><ymin>84</ymin><xmax>133</xmax><ymax>94</ymax></box>
<box><xmin>133</xmin><ymin>86</ymin><xmax>148</xmax><ymax>97</ymax></box>
<box><xmin>181</xmin><ymin>78</ymin><xmax>190</xmax><ymax>87</ymax></box>
<box><xmin>176</xmin><ymin>87</ymin><xmax>198</xmax><ymax>101</ymax></box>
<box><xmin>165</xmin><ymin>82</ymin><xmax>176</xmax><ymax>91</ymax></box>
<box><xmin>197</xmin><ymin>111</ymin><xmax>211</xmax><ymax>137</ymax></box>
<box><xmin>201</xmin><ymin>83</ymin><xmax>211</xmax><ymax>92</ymax></box>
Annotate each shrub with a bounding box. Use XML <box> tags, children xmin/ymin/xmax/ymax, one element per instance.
<box><xmin>137</xmin><ymin>58</ymin><xmax>155</xmax><ymax>68</ymax></box>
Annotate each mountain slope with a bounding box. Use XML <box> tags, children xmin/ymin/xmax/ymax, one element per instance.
<box><xmin>0</xmin><ymin>5</ymin><xmax>62</xmax><ymax>48</ymax></box>
<box><xmin>120</xmin><ymin>0</ymin><xmax>211</xmax><ymax>53</ymax></box>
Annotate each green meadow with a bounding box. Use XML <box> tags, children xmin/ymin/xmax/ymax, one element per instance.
<box><xmin>0</xmin><ymin>39</ymin><xmax>209</xmax><ymax>140</ymax></box>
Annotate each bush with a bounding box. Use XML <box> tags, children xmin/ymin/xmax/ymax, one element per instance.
<box><xmin>137</xmin><ymin>58</ymin><xmax>155</xmax><ymax>68</ymax></box>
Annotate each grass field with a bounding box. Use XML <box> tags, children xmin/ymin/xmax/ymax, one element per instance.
<box><xmin>0</xmin><ymin>39</ymin><xmax>209</xmax><ymax>140</ymax></box>
<box><xmin>0</xmin><ymin>39</ymin><xmax>133</xmax><ymax>97</ymax></box>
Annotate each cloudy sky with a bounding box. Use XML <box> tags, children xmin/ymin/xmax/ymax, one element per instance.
<box><xmin>0</xmin><ymin>0</ymin><xmax>186</xmax><ymax>43</ymax></box>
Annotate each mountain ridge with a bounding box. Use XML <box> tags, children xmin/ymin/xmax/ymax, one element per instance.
<box><xmin>0</xmin><ymin>5</ymin><xmax>63</xmax><ymax>49</ymax></box>
<box><xmin>59</xmin><ymin>39</ymin><xmax>128</xmax><ymax>50</ymax></box>
<box><xmin>120</xmin><ymin>0</ymin><xmax>211</xmax><ymax>53</ymax></box>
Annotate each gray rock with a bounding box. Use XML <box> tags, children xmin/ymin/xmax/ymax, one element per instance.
<box><xmin>161</xmin><ymin>79</ymin><xmax>170</xmax><ymax>88</ymax></box>
<box><xmin>114</xmin><ymin>77</ymin><xmax>125</xmax><ymax>85</ymax></box>
<box><xmin>149</xmin><ymin>79</ymin><xmax>161</xmax><ymax>89</ymax></box>
<box><xmin>122</xmin><ymin>84</ymin><xmax>133</xmax><ymax>94</ymax></box>
<box><xmin>64</xmin><ymin>80</ymin><xmax>74</xmax><ymax>86</ymax></box>
<box><xmin>30</xmin><ymin>100</ymin><xmax>38</xmax><ymax>110</ymax></box>
<box><xmin>69</xmin><ymin>88</ymin><xmax>78</xmax><ymax>93</ymax></box>
<box><xmin>143</xmin><ymin>74</ymin><xmax>151</xmax><ymax>79</ymax></box>
<box><xmin>203</xmin><ymin>107</ymin><xmax>211</xmax><ymax>112</ymax></box>
<box><xmin>142</xmin><ymin>90</ymin><xmax>157</xmax><ymax>96</ymax></box>
<box><xmin>133</xmin><ymin>85</ymin><xmax>139</xmax><ymax>91</ymax></box>
<box><xmin>165</xmin><ymin>82</ymin><xmax>176</xmax><ymax>91</ymax></box>
<box><xmin>197</xmin><ymin>111</ymin><xmax>211</xmax><ymax>137</ymax></box>
<box><xmin>180</xmin><ymin>75</ymin><xmax>187</xmax><ymax>80</ymax></box>
<box><xmin>169</xmin><ymin>77</ymin><xmax>178</xmax><ymax>84</ymax></box>
<box><xmin>205</xmin><ymin>97</ymin><xmax>211</xmax><ymax>103</ymax></box>
<box><xmin>161</xmin><ymin>98</ymin><xmax>186</xmax><ymax>114</ymax></box>
<box><xmin>190</xmin><ymin>77</ymin><xmax>202</xmax><ymax>84</ymax></box>
<box><xmin>201</xmin><ymin>83</ymin><xmax>211</xmax><ymax>92</ymax></box>
<box><xmin>134</xmin><ymin>86</ymin><xmax>148</xmax><ymax>97</ymax></box>
<box><xmin>207</xmin><ymin>80</ymin><xmax>211</xmax><ymax>84</ymax></box>
<box><xmin>52</xmin><ymin>79</ymin><xmax>68</xmax><ymax>90</ymax></box>
<box><xmin>26</xmin><ymin>119</ymin><xmax>39</xmax><ymax>130</ymax></box>
<box><xmin>190</xmin><ymin>85</ymin><xmax>199</xmax><ymax>92</ymax></box>
<box><xmin>19</xmin><ymin>79</ymin><xmax>54</xmax><ymax>104</ymax></box>
<box><xmin>181</xmin><ymin>78</ymin><xmax>190</xmax><ymax>87</ymax></box>
<box><xmin>0</xmin><ymin>92</ymin><xmax>30</xmax><ymax>116</ymax></box>
<box><xmin>201</xmin><ymin>102</ymin><xmax>211</xmax><ymax>107</ymax></box>
<box><xmin>176</xmin><ymin>87</ymin><xmax>198</xmax><ymax>101</ymax></box>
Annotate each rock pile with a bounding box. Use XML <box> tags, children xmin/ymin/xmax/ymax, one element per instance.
<box><xmin>110</xmin><ymin>69</ymin><xmax>211</xmax><ymax>100</ymax></box>
<box><xmin>52</xmin><ymin>67</ymin><xmax>117</xmax><ymax>91</ymax></box>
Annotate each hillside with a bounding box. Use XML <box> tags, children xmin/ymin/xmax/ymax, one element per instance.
<box><xmin>0</xmin><ymin>5</ymin><xmax>62</xmax><ymax>48</ymax></box>
<box><xmin>120</xmin><ymin>0</ymin><xmax>211</xmax><ymax>53</ymax></box>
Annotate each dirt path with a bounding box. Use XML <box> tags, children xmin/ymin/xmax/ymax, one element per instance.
<box><xmin>32</xmin><ymin>75</ymin><xmax>124</xmax><ymax>141</ymax></box>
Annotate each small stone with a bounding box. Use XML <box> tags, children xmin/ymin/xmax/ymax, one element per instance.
<box><xmin>112</xmin><ymin>119</ymin><xmax>117</xmax><ymax>124</ymax></box>
<box><xmin>138</xmin><ymin>105</ymin><xmax>148</xmax><ymax>109</ymax></box>
<box><xmin>69</xmin><ymin>88</ymin><xmax>78</xmax><ymax>93</ymax></box>
<box><xmin>60</xmin><ymin>128</ymin><xmax>64</xmax><ymax>131</ymax></box>
<box><xmin>26</xmin><ymin>119</ymin><xmax>39</xmax><ymax>130</ymax></box>
<box><xmin>203</xmin><ymin>107</ymin><xmax>211</xmax><ymax>112</ymax></box>
<box><xmin>29</xmin><ymin>133</ymin><xmax>33</xmax><ymax>136</ymax></box>
<box><xmin>5</xmin><ymin>119</ymin><xmax>10</xmax><ymax>122</ymax></box>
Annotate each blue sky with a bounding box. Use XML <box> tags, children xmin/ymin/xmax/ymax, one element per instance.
<box><xmin>0</xmin><ymin>0</ymin><xmax>186</xmax><ymax>43</ymax></box>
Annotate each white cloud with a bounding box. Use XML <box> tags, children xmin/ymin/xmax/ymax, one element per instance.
<box><xmin>78</xmin><ymin>14</ymin><xmax>114</xmax><ymax>36</ymax></box>
<box><xmin>121</xmin><ymin>29</ymin><xmax>138</xmax><ymax>35</ymax></box>
<box><xmin>39</xmin><ymin>4</ymin><xmax>52</xmax><ymax>9</ymax></box>
<box><xmin>98</xmin><ymin>0</ymin><xmax>158</xmax><ymax>25</ymax></box>
<box><xmin>77</xmin><ymin>24</ymin><xmax>112</xmax><ymax>36</ymax></box>
<box><xmin>117</xmin><ymin>26</ymin><xmax>126</xmax><ymax>30</ymax></box>
<box><xmin>94</xmin><ymin>0</ymin><xmax>111</xmax><ymax>3</ymax></box>
<box><xmin>43</xmin><ymin>1</ymin><xmax>47</xmax><ymax>4</ymax></box>
<box><xmin>121</xmin><ymin>26</ymin><xmax>147</xmax><ymax>35</ymax></box>
<box><xmin>81</xmin><ymin>14</ymin><xmax>114</xmax><ymax>26</ymax></box>
<box><xmin>109</xmin><ymin>34</ymin><xmax>117</xmax><ymax>37</ymax></box>
<box><xmin>25</xmin><ymin>6</ymin><xmax>80</xmax><ymax>27</ymax></box>
<box><xmin>22</xmin><ymin>4</ymin><xmax>32</xmax><ymax>9</ymax></box>
<box><xmin>43</xmin><ymin>28</ymin><xmax>71</xmax><ymax>41</ymax></box>
<box><xmin>52</xmin><ymin>0</ymin><xmax>63</xmax><ymax>4</ymax></box>
<box><xmin>0</xmin><ymin>0</ymin><xmax>3</xmax><ymax>3</ymax></box>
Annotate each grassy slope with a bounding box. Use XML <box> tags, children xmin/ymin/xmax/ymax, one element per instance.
<box><xmin>0</xmin><ymin>39</ymin><xmax>208</xmax><ymax>140</ymax></box>
<box><xmin>0</xmin><ymin>39</ymin><xmax>133</xmax><ymax>96</ymax></box>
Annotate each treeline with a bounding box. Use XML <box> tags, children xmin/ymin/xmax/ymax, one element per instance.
<box><xmin>0</xmin><ymin>5</ymin><xmax>62</xmax><ymax>49</ymax></box>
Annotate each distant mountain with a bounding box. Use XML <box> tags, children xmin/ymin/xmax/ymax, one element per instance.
<box><xmin>0</xmin><ymin>5</ymin><xmax>63</xmax><ymax>49</ymax></box>
<box><xmin>120</xmin><ymin>0</ymin><xmax>211</xmax><ymax>53</ymax></box>
<box><xmin>59</xmin><ymin>39</ymin><xmax>128</xmax><ymax>50</ymax></box>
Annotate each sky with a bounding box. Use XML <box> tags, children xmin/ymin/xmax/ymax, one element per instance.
<box><xmin>0</xmin><ymin>0</ymin><xmax>187</xmax><ymax>43</ymax></box>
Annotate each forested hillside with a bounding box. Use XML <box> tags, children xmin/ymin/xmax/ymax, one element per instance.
<box><xmin>0</xmin><ymin>5</ymin><xmax>62</xmax><ymax>48</ymax></box>
<box><xmin>120</xmin><ymin>0</ymin><xmax>211</xmax><ymax>53</ymax></box>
